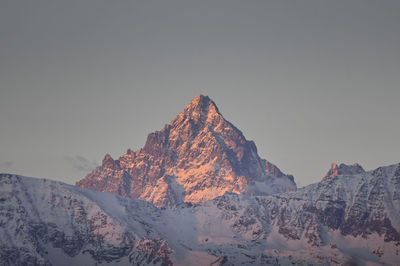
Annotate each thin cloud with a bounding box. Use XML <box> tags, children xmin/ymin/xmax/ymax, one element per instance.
<box><xmin>64</xmin><ymin>155</ymin><xmax>98</xmax><ymax>173</ymax></box>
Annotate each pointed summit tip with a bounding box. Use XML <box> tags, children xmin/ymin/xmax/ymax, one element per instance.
<box><xmin>191</xmin><ymin>94</ymin><xmax>210</xmax><ymax>104</ymax></box>
<box><xmin>103</xmin><ymin>153</ymin><xmax>113</xmax><ymax>161</ymax></box>
<box><xmin>169</xmin><ymin>94</ymin><xmax>222</xmax><ymax>127</ymax></box>
<box><xmin>322</xmin><ymin>162</ymin><xmax>339</xmax><ymax>181</ymax></box>
<box><xmin>102</xmin><ymin>154</ymin><xmax>113</xmax><ymax>165</ymax></box>
<box><xmin>190</xmin><ymin>94</ymin><xmax>212</xmax><ymax>108</ymax></box>
<box><xmin>188</xmin><ymin>94</ymin><xmax>220</xmax><ymax>114</ymax></box>
<box><xmin>102</xmin><ymin>154</ymin><xmax>119</xmax><ymax>170</ymax></box>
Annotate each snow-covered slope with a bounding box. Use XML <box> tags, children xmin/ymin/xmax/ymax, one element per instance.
<box><xmin>1</xmin><ymin>162</ymin><xmax>400</xmax><ymax>265</ymax></box>
<box><xmin>0</xmin><ymin>173</ymin><xmax>171</xmax><ymax>266</ymax></box>
<box><xmin>76</xmin><ymin>95</ymin><xmax>296</xmax><ymax>207</ymax></box>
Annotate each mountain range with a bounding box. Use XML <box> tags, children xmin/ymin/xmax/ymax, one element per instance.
<box><xmin>1</xmin><ymin>95</ymin><xmax>399</xmax><ymax>265</ymax></box>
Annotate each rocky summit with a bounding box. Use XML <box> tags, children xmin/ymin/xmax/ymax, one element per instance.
<box><xmin>322</xmin><ymin>162</ymin><xmax>365</xmax><ymax>181</ymax></box>
<box><xmin>76</xmin><ymin>95</ymin><xmax>296</xmax><ymax>207</ymax></box>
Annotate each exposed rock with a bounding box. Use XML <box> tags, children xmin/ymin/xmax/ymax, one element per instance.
<box><xmin>77</xmin><ymin>95</ymin><xmax>296</xmax><ymax>207</ymax></box>
<box><xmin>133</xmin><ymin>238</ymin><xmax>173</xmax><ymax>266</ymax></box>
<box><xmin>322</xmin><ymin>162</ymin><xmax>365</xmax><ymax>181</ymax></box>
<box><xmin>102</xmin><ymin>154</ymin><xmax>120</xmax><ymax>170</ymax></box>
<box><xmin>1</xmin><ymin>164</ymin><xmax>400</xmax><ymax>265</ymax></box>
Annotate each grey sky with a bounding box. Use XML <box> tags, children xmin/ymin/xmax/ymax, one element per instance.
<box><xmin>1</xmin><ymin>0</ymin><xmax>399</xmax><ymax>187</ymax></box>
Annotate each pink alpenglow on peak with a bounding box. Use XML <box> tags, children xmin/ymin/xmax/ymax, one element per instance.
<box><xmin>102</xmin><ymin>154</ymin><xmax>120</xmax><ymax>170</ymax></box>
<box><xmin>322</xmin><ymin>162</ymin><xmax>365</xmax><ymax>181</ymax></box>
<box><xmin>77</xmin><ymin>94</ymin><xmax>297</xmax><ymax>207</ymax></box>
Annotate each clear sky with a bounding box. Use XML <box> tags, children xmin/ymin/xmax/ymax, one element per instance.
<box><xmin>1</xmin><ymin>0</ymin><xmax>399</xmax><ymax>187</ymax></box>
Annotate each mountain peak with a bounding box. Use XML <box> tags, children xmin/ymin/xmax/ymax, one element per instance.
<box><xmin>102</xmin><ymin>154</ymin><xmax>119</xmax><ymax>170</ymax></box>
<box><xmin>77</xmin><ymin>95</ymin><xmax>296</xmax><ymax>207</ymax></box>
<box><xmin>322</xmin><ymin>162</ymin><xmax>364</xmax><ymax>181</ymax></box>
<box><xmin>189</xmin><ymin>94</ymin><xmax>214</xmax><ymax>109</ymax></box>
<box><xmin>173</xmin><ymin>94</ymin><xmax>221</xmax><ymax>124</ymax></box>
<box><xmin>190</xmin><ymin>94</ymin><xmax>210</xmax><ymax>105</ymax></box>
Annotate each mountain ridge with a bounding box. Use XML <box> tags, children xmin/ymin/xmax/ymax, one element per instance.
<box><xmin>77</xmin><ymin>95</ymin><xmax>296</xmax><ymax>207</ymax></box>
<box><xmin>1</xmin><ymin>161</ymin><xmax>399</xmax><ymax>265</ymax></box>
<box><xmin>322</xmin><ymin>162</ymin><xmax>365</xmax><ymax>181</ymax></box>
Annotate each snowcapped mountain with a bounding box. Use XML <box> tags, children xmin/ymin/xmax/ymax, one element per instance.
<box><xmin>1</xmin><ymin>162</ymin><xmax>400</xmax><ymax>265</ymax></box>
<box><xmin>77</xmin><ymin>95</ymin><xmax>296</xmax><ymax>207</ymax></box>
<box><xmin>2</xmin><ymin>95</ymin><xmax>399</xmax><ymax>265</ymax></box>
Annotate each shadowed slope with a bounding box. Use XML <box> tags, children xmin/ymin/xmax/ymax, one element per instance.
<box><xmin>2</xmin><ymin>162</ymin><xmax>400</xmax><ymax>265</ymax></box>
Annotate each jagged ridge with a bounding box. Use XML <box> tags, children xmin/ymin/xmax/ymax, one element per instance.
<box><xmin>1</xmin><ymin>162</ymin><xmax>400</xmax><ymax>265</ymax></box>
<box><xmin>322</xmin><ymin>162</ymin><xmax>365</xmax><ymax>181</ymax></box>
<box><xmin>77</xmin><ymin>95</ymin><xmax>296</xmax><ymax>207</ymax></box>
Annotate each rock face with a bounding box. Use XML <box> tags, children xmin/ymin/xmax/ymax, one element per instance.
<box><xmin>1</xmin><ymin>162</ymin><xmax>400</xmax><ymax>265</ymax></box>
<box><xmin>77</xmin><ymin>95</ymin><xmax>296</xmax><ymax>207</ymax></box>
<box><xmin>322</xmin><ymin>162</ymin><xmax>365</xmax><ymax>181</ymax></box>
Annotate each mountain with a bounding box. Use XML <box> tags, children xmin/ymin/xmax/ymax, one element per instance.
<box><xmin>322</xmin><ymin>162</ymin><xmax>365</xmax><ymax>181</ymax></box>
<box><xmin>1</xmin><ymin>162</ymin><xmax>400</xmax><ymax>265</ymax></box>
<box><xmin>4</xmin><ymin>95</ymin><xmax>399</xmax><ymax>265</ymax></box>
<box><xmin>77</xmin><ymin>95</ymin><xmax>296</xmax><ymax>207</ymax></box>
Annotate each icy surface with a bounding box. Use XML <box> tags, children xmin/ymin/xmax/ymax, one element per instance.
<box><xmin>1</xmin><ymin>162</ymin><xmax>400</xmax><ymax>265</ymax></box>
